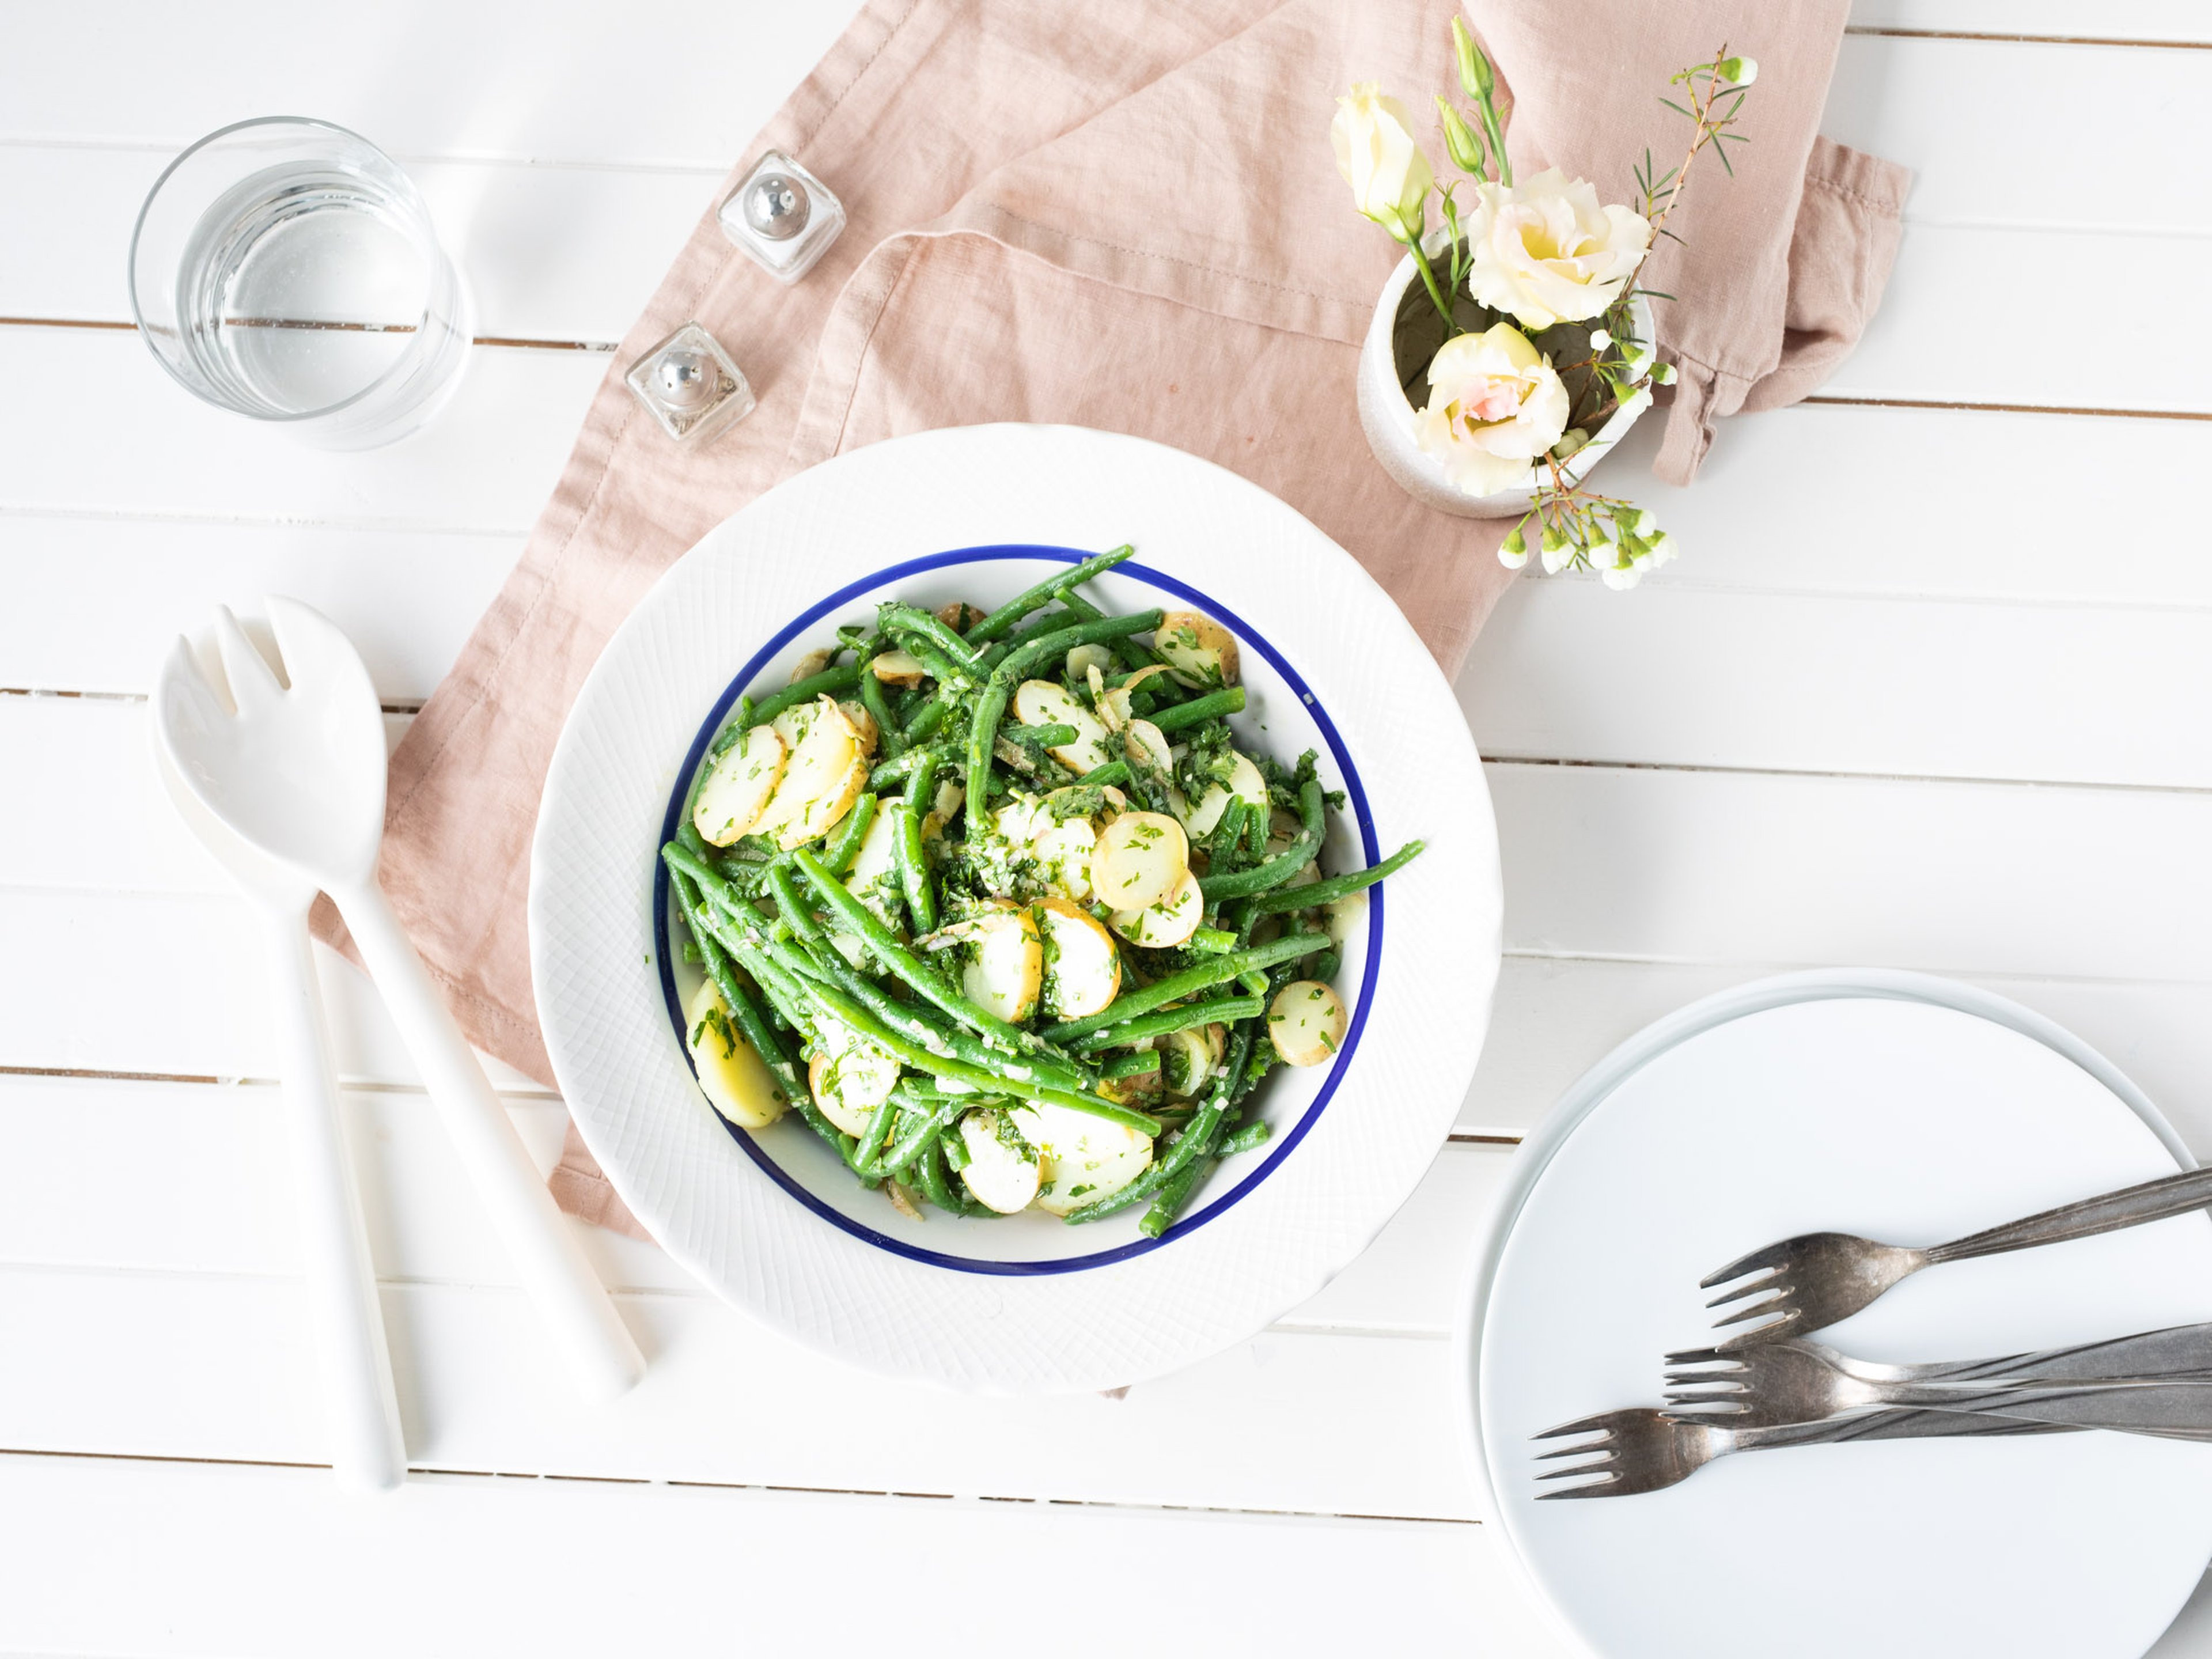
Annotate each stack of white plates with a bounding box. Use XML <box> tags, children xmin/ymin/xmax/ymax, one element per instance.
<box><xmin>1455</xmin><ymin>971</ymin><xmax>2212</xmax><ymax>1658</ymax></box>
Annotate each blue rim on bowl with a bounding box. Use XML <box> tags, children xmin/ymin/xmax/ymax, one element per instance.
<box><xmin>650</xmin><ymin>543</ymin><xmax>1383</xmax><ymax>1275</ymax></box>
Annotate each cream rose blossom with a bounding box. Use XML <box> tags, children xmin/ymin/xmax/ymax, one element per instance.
<box><xmin>1330</xmin><ymin>84</ymin><xmax>1432</xmax><ymax>241</ymax></box>
<box><xmin>1463</xmin><ymin>167</ymin><xmax>1653</xmax><ymax>331</ymax></box>
<box><xmin>1415</xmin><ymin>323</ymin><xmax>1570</xmax><ymax>497</ymax></box>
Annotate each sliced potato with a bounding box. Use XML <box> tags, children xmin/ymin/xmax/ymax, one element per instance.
<box><xmin>993</xmin><ymin>794</ymin><xmax>1046</xmax><ymax>846</ymax></box>
<box><xmin>958</xmin><ymin>1109</ymin><xmax>1041</xmax><ymax>1214</ymax></box>
<box><xmin>1187</xmin><ymin>752</ymin><xmax>1269</xmax><ymax>838</ymax></box>
<box><xmin>1031</xmin><ymin>813</ymin><xmax>1096</xmax><ymax>903</ymax></box>
<box><xmin>1109</xmin><ymin>866</ymin><xmax>1203</xmax><ymax>948</ymax></box>
<box><xmin>839</xmin><ymin>699</ymin><xmax>880</xmax><ymax>757</ymax></box>
<box><xmin>1013</xmin><ymin>679</ymin><xmax>1112</xmax><ymax>775</ymax></box>
<box><xmin>757</xmin><ymin>698</ymin><xmax>865</xmax><ymax>850</ymax></box>
<box><xmin>1154</xmin><ymin>611</ymin><xmax>1239</xmax><ymax>689</ymax></box>
<box><xmin>961</xmin><ymin>903</ymin><xmax>1043</xmax><ymax>1022</ymax></box>
<box><xmin>1121</xmin><ymin>718</ymin><xmax>1188</xmax><ymax>821</ymax></box>
<box><xmin>1268</xmin><ymin>979</ymin><xmax>1347</xmax><ymax>1068</ymax></box>
<box><xmin>691</xmin><ymin>724</ymin><xmax>788</xmax><ymax>847</ymax></box>
<box><xmin>1158</xmin><ymin>1025</ymin><xmax>1214</xmax><ymax>1097</ymax></box>
<box><xmin>807</xmin><ymin>1018</ymin><xmax>901</xmax><ymax>1136</ymax></box>
<box><xmin>789</xmin><ymin>647</ymin><xmax>834</xmax><ymax>685</ymax></box>
<box><xmin>1324</xmin><ymin>890</ymin><xmax>1364</xmax><ymax>946</ymax></box>
<box><xmin>1036</xmin><ymin>898</ymin><xmax>1120</xmax><ymax>1019</ymax></box>
<box><xmin>684</xmin><ymin>979</ymin><xmax>787</xmax><ymax>1129</ymax></box>
<box><xmin>960</xmin><ymin>1110</ymin><xmax>1044</xmax><ymax>1212</ymax></box>
<box><xmin>1268</xmin><ymin>805</ymin><xmax>1301</xmax><ymax>854</ymax></box>
<box><xmin>1090</xmin><ymin>810</ymin><xmax>1188</xmax><ymax>911</ymax></box>
<box><xmin>935</xmin><ymin>600</ymin><xmax>984</xmax><ymax>631</ymax></box>
<box><xmin>1065</xmin><ymin>642</ymin><xmax>1115</xmax><ymax>682</ymax></box>
<box><xmin>871</xmin><ymin>648</ymin><xmax>928</xmax><ymax>688</ymax></box>
<box><xmin>932</xmin><ymin>778</ymin><xmax>965</xmax><ymax>825</ymax></box>
<box><xmin>1013</xmin><ymin>1101</ymin><xmax>1154</xmax><ymax>1217</ymax></box>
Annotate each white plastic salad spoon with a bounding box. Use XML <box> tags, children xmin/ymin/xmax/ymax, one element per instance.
<box><xmin>154</xmin><ymin>599</ymin><xmax>646</xmax><ymax>1403</ymax></box>
<box><xmin>153</xmin><ymin>718</ymin><xmax>405</xmax><ymax>1493</ymax></box>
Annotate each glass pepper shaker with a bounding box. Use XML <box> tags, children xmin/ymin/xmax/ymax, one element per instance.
<box><xmin>624</xmin><ymin>321</ymin><xmax>756</xmax><ymax>444</ymax></box>
<box><xmin>718</xmin><ymin>150</ymin><xmax>846</xmax><ymax>284</ymax></box>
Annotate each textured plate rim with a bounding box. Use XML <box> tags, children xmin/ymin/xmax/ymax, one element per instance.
<box><xmin>528</xmin><ymin>423</ymin><xmax>1504</xmax><ymax>1392</ymax></box>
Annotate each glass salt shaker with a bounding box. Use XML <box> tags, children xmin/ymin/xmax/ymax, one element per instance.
<box><xmin>624</xmin><ymin>322</ymin><xmax>755</xmax><ymax>444</ymax></box>
<box><xmin>718</xmin><ymin>150</ymin><xmax>846</xmax><ymax>284</ymax></box>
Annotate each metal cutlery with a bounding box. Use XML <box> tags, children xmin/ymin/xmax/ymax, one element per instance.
<box><xmin>1662</xmin><ymin>1337</ymin><xmax>2212</xmax><ymax>1437</ymax></box>
<box><xmin>1699</xmin><ymin>1165</ymin><xmax>2212</xmax><ymax>1349</ymax></box>
<box><xmin>1667</xmin><ymin>1321</ymin><xmax>2212</xmax><ymax>1402</ymax></box>
<box><xmin>1532</xmin><ymin>1406</ymin><xmax>2070</xmax><ymax>1500</ymax></box>
<box><xmin>154</xmin><ymin>599</ymin><xmax>646</xmax><ymax>1404</ymax></box>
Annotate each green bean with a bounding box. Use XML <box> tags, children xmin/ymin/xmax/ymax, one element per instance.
<box><xmin>913</xmin><ymin>1131</ymin><xmax>959</xmax><ymax>1211</ymax></box>
<box><xmin>718</xmin><ymin>662</ymin><xmax>862</xmax><ymax>748</ymax></box>
<box><xmin>963</xmin><ymin>546</ymin><xmax>1135</xmax><ymax>647</ymax></box>
<box><xmin>900</xmin><ymin>694</ymin><xmax>953</xmax><ymax>747</ymax></box>
<box><xmin>965</xmin><ymin>611</ymin><xmax>1162</xmax><ymax>824</ymax></box>
<box><xmin>878</xmin><ymin>1092</ymin><xmax>963</xmax><ymax>1172</ymax></box>
<box><xmin>822</xmin><ymin>792</ymin><xmax>879</xmax><ymax>878</ymax></box>
<box><xmin>878</xmin><ymin>602</ymin><xmax>985</xmax><ymax>674</ymax></box>
<box><xmin>767</xmin><ymin>861</ymin><xmax>825</xmax><ymax>943</ymax></box>
<box><xmin>1149</xmin><ymin>687</ymin><xmax>1245</xmax><ymax>734</ymax></box>
<box><xmin>1218</xmin><ymin>1119</ymin><xmax>1271</xmax><ymax>1157</ymax></box>
<box><xmin>1206</xmin><ymin>798</ymin><xmax>1249</xmax><ymax>870</ymax></box>
<box><xmin>1067</xmin><ymin>995</ymin><xmax>1263</xmax><ymax>1054</ymax></box>
<box><xmin>854</xmin><ymin>1091</ymin><xmax>902</xmax><ymax>1175</ymax></box>
<box><xmin>1187</xmin><ymin>927</ymin><xmax>1240</xmax><ymax>955</ymax></box>
<box><xmin>858</xmin><ymin>657</ymin><xmax>903</xmax><ymax>763</ymax></box>
<box><xmin>1039</xmin><ymin>932</ymin><xmax>1325</xmax><ymax>1042</ymax></box>
<box><xmin>1139</xmin><ymin>1158</ymin><xmax>1207</xmax><ymax>1238</ymax></box>
<box><xmin>1101</xmin><ymin>1050</ymin><xmax>1162</xmax><ymax>1080</ymax></box>
<box><xmin>1055</xmin><ymin>588</ymin><xmax>1160</xmax><ymax>673</ymax></box>
<box><xmin>869</xmin><ymin>740</ymin><xmax>954</xmax><ymax>791</ymax></box>
<box><xmin>1074</xmin><ymin>760</ymin><xmax>1130</xmax><ymax>790</ymax></box>
<box><xmin>1249</xmin><ymin>839</ymin><xmax>1426</xmax><ymax>914</ymax></box>
<box><xmin>892</xmin><ymin>633</ymin><xmax>975</xmax><ymax>696</ymax></box>
<box><xmin>938</xmin><ymin>1119</ymin><xmax>974</xmax><ymax>1172</ymax></box>
<box><xmin>897</xmin><ymin>752</ymin><xmax>941</xmax><ymax>934</ymax></box>
<box><xmin>788</xmin><ymin>849</ymin><xmax>1035</xmax><ymax>1056</ymax></box>
<box><xmin>668</xmin><ymin>866</ymin><xmax>807</xmax><ymax>1111</ymax></box>
<box><xmin>1065</xmin><ymin>1085</ymin><xmax>1228</xmax><ymax>1224</ymax></box>
<box><xmin>1003</xmin><ymin>722</ymin><xmax>1078</xmax><ymax>753</ymax></box>
<box><xmin>1200</xmin><ymin>778</ymin><xmax>1324</xmax><ymax>901</ymax></box>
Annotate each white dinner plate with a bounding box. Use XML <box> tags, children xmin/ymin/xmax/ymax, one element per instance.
<box><xmin>1455</xmin><ymin>973</ymin><xmax>2212</xmax><ymax>1658</ymax></box>
<box><xmin>530</xmin><ymin>423</ymin><xmax>1501</xmax><ymax>1392</ymax></box>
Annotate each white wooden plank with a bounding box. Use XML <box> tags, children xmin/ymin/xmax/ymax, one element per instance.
<box><xmin>1460</xmin><ymin>577</ymin><xmax>2212</xmax><ymax>787</ymax></box>
<box><xmin>1491</xmin><ymin>760</ymin><xmax>2212</xmax><ymax>984</ymax></box>
<box><xmin>0</xmin><ymin>1268</ymin><xmax>1476</xmax><ymax>1517</ymax></box>
<box><xmin>4</xmin><ymin>402</ymin><xmax>2207</xmax><ymax>706</ymax></box>
<box><xmin>0</xmin><ymin>518</ymin><xmax>517</xmax><ymax>700</ymax></box>
<box><xmin>0</xmin><ymin>145</ymin><xmax>709</xmax><ymax>342</ymax></box>
<box><xmin>1603</xmin><ymin>404</ymin><xmax>2212</xmax><ymax>608</ymax></box>
<box><xmin>0</xmin><ymin>1452</ymin><xmax>1572</xmax><ymax>1659</ymax></box>
<box><xmin>0</xmin><ymin>325</ymin><xmax>598</xmax><ymax>529</ymax></box>
<box><xmin>1824</xmin><ymin>35</ymin><xmax>2212</xmax><ymax>229</ymax></box>
<box><xmin>0</xmin><ymin>1073</ymin><xmax>1510</xmax><ymax>1334</ymax></box>
<box><xmin>0</xmin><ymin>3</ymin><xmax>864</xmax><ymax>166</ymax></box>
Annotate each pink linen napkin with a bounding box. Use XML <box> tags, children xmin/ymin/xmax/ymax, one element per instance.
<box><xmin>310</xmin><ymin>0</ymin><xmax>1909</xmax><ymax>1240</ymax></box>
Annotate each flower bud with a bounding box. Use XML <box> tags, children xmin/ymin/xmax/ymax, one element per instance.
<box><xmin>1452</xmin><ymin>18</ymin><xmax>1495</xmax><ymax>101</ymax></box>
<box><xmin>1499</xmin><ymin>524</ymin><xmax>1529</xmax><ymax>569</ymax></box>
<box><xmin>1332</xmin><ymin>84</ymin><xmax>1434</xmax><ymax>240</ymax></box>
<box><xmin>1644</xmin><ymin>531</ymin><xmax>1677</xmax><ymax>567</ymax></box>
<box><xmin>1719</xmin><ymin>56</ymin><xmax>1757</xmax><ymax>86</ymax></box>
<box><xmin>1551</xmin><ymin>427</ymin><xmax>1590</xmax><ymax>461</ymax></box>
<box><xmin>1435</xmin><ymin>98</ymin><xmax>1485</xmax><ymax>176</ymax></box>
<box><xmin>1588</xmin><ymin>328</ymin><xmax>1611</xmax><ymax>353</ymax></box>
<box><xmin>1650</xmin><ymin>360</ymin><xmax>1677</xmax><ymax>386</ymax></box>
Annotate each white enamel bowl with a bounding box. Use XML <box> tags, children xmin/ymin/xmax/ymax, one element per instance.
<box><xmin>531</xmin><ymin>424</ymin><xmax>1501</xmax><ymax>1392</ymax></box>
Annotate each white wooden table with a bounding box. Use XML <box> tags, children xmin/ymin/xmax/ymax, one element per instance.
<box><xmin>5</xmin><ymin>3</ymin><xmax>2210</xmax><ymax>1652</ymax></box>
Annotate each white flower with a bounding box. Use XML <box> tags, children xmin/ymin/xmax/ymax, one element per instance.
<box><xmin>1414</xmin><ymin>323</ymin><xmax>1571</xmax><ymax>497</ymax></box>
<box><xmin>1720</xmin><ymin>56</ymin><xmax>1757</xmax><ymax>86</ymax></box>
<box><xmin>1461</xmin><ymin>168</ymin><xmax>1653</xmax><ymax>331</ymax></box>
<box><xmin>1331</xmin><ymin>84</ymin><xmax>1433</xmax><ymax>243</ymax></box>
<box><xmin>1588</xmin><ymin>329</ymin><xmax>1611</xmax><ymax>351</ymax></box>
<box><xmin>1498</xmin><ymin>526</ymin><xmax>1529</xmax><ymax>569</ymax></box>
<box><xmin>1600</xmin><ymin>560</ymin><xmax>1643</xmax><ymax>590</ymax></box>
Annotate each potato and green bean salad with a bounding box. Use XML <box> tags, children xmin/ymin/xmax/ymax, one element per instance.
<box><xmin>661</xmin><ymin>546</ymin><xmax>1423</xmax><ymax>1237</ymax></box>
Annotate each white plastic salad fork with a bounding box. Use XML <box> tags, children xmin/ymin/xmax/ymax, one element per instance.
<box><xmin>154</xmin><ymin>599</ymin><xmax>646</xmax><ymax>1404</ymax></box>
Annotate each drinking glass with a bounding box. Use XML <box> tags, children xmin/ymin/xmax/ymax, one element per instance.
<box><xmin>128</xmin><ymin>117</ymin><xmax>473</xmax><ymax>450</ymax></box>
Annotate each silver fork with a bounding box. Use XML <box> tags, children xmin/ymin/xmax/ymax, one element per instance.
<box><xmin>1700</xmin><ymin>1166</ymin><xmax>2212</xmax><ymax>1349</ymax></box>
<box><xmin>1532</xmin><ymin>1406</ymin><xmax>2067</xmax><ymax>1499</ymax></box>
<box><xmin>1662</xmin><ymin>1339</ymin><xmax>2212</xmax><ymax>1437</ymax></box>
<box><xmin>1666</xmin><ymin>1320</ymin><xmax>2212</xmax><ymax>1404</ymax></box>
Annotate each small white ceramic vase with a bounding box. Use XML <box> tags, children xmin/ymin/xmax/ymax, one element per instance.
<box><xmin>1355</xmin><ymin>229</ymin><xmax>1656</xmax><ymax>521</ymax></box>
